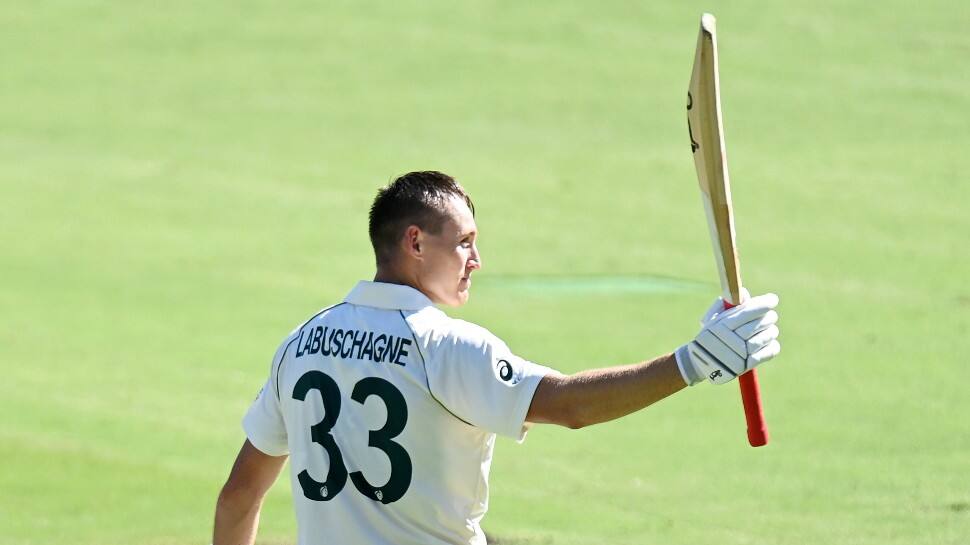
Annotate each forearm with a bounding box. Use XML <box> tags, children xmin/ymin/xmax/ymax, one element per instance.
<box><xmin>212</xmin><ymin>440</ymin><xmax>287</xmax><ymax>545</ymax></box>
<box><xmin>528</xmin><ymin>352</ymin><xmax>687</xmax><ymax>429</ymax></box>
<box><xmin>213</xmin><ymin>491</ymin><xmax>263</xmax><ymax>545</ymax></box>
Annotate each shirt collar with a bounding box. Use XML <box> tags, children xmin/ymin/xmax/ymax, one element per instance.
<box><xmin>343</xmin><ymin>280</ymin><xmax>435</xmax><ymax>311</ymax></box>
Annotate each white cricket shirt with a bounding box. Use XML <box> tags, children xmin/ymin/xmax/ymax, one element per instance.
<box><xmin>243</xmin><ymin>281</ymin><xmax>555</xmax><ymax>545</ymax></box>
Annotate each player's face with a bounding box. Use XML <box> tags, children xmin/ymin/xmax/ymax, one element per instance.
<box><xmin>417</xmin><ymin>197</ymin><xmax>481</xmax><ymax>307</ymax></box>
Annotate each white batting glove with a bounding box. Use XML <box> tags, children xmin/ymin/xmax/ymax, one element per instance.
<box><xmin>675</xmin><ymin>292</ymin><xmax>781</xmax><ymax>386</ymax></box>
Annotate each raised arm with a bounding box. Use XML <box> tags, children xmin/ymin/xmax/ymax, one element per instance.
<box><xmin>212</xmin><ymin>440</ymin><xmax>288</xmax><ymax>545</ymax></box>
<box><xmin>527</xmin><ymin>293</ymin><xmax>781</xmax><ymax>429</ymax></box>
<box><xmin>527</xmin><ymin>353</ymin><xmax>685</xmax><ymax>429</ymax></box>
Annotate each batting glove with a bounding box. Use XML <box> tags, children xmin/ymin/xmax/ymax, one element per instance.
<box><xmin>675</xmin><ymin>292</ymin><xmax>781</xmax><ymax>386</ymax></box>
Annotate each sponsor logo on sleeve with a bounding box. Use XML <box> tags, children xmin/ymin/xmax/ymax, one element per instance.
<box><xmin>496</xmin><ymin>359</ymin><xmax>516</xmax><ymax>383</ymax></box>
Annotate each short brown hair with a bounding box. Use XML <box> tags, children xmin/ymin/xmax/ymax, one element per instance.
<box><xmin>368</xmin><ymin>171</ymin><xmax>475</xmax><ymax>266</ymax></box>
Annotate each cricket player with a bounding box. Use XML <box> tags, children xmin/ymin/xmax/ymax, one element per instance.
<box><xmin>212</xmin><ymin>171</ymin><xmax>781</xmax><ymax>545</ymax></box>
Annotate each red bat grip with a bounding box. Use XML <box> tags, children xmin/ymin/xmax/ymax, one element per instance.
<box><xmin>723</xmin><ymin>300</ymin><xmax>769</xmax><ymax>447</ymax></box>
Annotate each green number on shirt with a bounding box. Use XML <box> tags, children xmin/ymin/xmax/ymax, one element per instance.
<box><xmin>292</xmin><ymin>371</ymin><xmax>347</xmax><ymax>501</ymax></box>
<box><xmin>292</xmin><ymin>372</ymin><xmax>412</xmax><ymax>504</ymax></box>
<box><xmin>350</xmin><ymin>377</ymin><xmax>412</xmax><ymax>504</ymax></box>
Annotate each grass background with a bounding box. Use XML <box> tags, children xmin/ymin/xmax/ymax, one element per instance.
<box><xmin>1</xmin><ymin>1</ymin><xmax>967</xmax><ymax>543</ymax></box>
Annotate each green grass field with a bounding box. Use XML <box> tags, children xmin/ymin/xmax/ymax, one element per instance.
<box><xmin>2</xmin><ymin>1</ymin><xmax>968</xmax><ymax>544</ymax></box>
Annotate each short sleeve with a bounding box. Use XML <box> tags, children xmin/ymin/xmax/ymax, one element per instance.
<box><xmin>242</xmin><ymin>339</ymin><xmax>291</xmax><ymax>456</ymax></box>
<box><xmin>425</xmin><ymin>322</ymin><xmax>555</xmax><ymax>441</ymax></box>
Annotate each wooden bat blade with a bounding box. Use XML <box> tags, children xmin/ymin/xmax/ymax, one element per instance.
<box><xmin>686</xmin><ymin>13</ymin><xmax>743</xmax><ymax>306</ymax></box>
<box><xmin>686</xmin><ymin>13</ymin><xmax>769</xmax><ymax>447</ymax></box>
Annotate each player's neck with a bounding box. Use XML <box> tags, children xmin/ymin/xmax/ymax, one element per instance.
<box><xmin>374</xmin><ymin>266</ymin><xmax>417</xmax><ymax>290</ymax></box>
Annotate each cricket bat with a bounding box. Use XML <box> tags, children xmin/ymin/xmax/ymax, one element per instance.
<box><xmin>686</xmin><ymin>13</ymin><xmax>769</xmax><ymax>447</ymax></box>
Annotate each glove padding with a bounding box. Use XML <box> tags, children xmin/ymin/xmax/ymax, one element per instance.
<box><xmin>675</xmin><ymin>292</ymin><xmax>781</xmax><ymax>385</ymax></box>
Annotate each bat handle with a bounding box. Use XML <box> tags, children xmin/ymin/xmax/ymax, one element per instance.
<box><xmin>723</xmin><ymin>300</ymin><xmax>769</xmax><ymax>447</ymax></box>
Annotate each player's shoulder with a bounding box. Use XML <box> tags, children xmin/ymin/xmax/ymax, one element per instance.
<box><xmin>405</xmin><ymin>307</ymin><xmax>506</xmax><ymax>353</ymax></box>
<box><xmin>443</xmin><ymin>318</ymin><xmax>503</xmax><ymax>347</ymax></box>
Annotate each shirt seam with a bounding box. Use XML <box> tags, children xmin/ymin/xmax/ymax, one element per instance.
<box><xmin>275</xmin><ymin>302</ymin><xmax>347</xmax><ymax>399</ymax></box>
<box><xmin>398</xmin><ymin>309</ymin><xmax>476</xmax><ymax>428</ymax></box>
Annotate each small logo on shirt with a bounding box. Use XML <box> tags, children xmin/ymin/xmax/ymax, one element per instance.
<box><xmin>496</xmin><ymin>359</ymin><xmax>515</xmax><ymax>382</ymax></box>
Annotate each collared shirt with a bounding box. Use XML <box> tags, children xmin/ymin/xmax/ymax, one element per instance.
<box><xmin>243</xmin><ymin>281</ymin><xmax>555</xmax><ymax>545</ymax></box>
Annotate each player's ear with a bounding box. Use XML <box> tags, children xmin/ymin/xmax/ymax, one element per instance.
<box><xmin>403</xmin><ymin>225</ymin><xmax>423</xmax><ymax>258</ymax></box>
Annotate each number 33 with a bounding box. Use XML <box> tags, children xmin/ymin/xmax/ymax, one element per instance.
<box><xmin>292</xmin><ymin>371</ymin><xmax>412</xmax><ymax>504</ymax></box>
